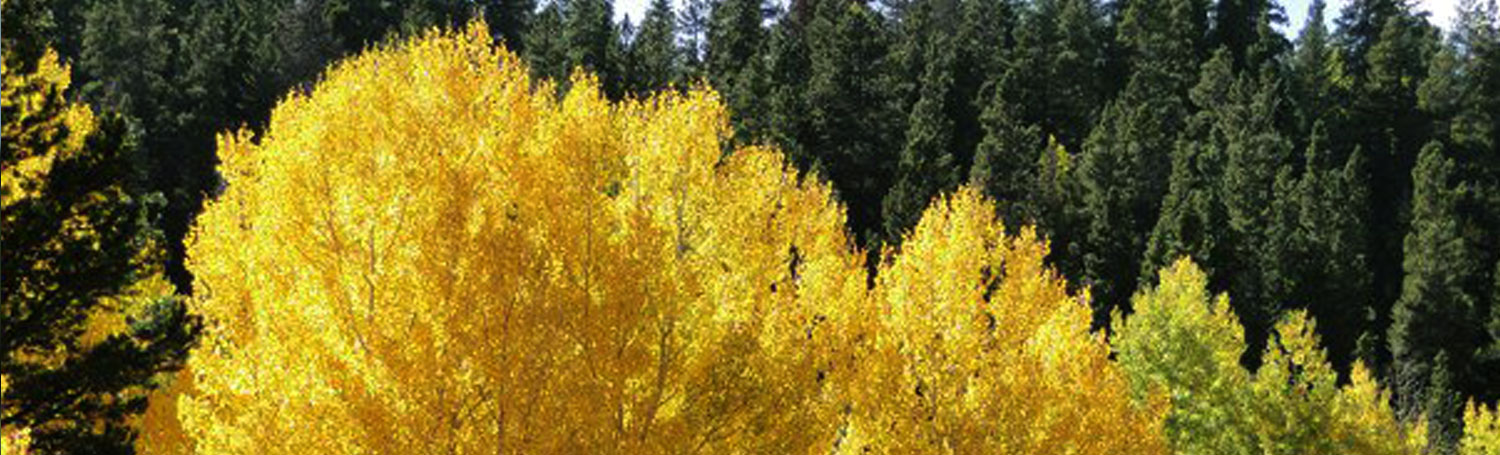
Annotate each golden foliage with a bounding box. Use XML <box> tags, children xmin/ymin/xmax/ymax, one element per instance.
<box><xmin>842</xmin><ymin>187</ymin><xmax>1169</xmax><ymax>455</ymax></box>
<box><xmin>179</xmin><ymin>21</ymin><xmax>860</xmax><ymax>455</ymax></box>
<box><xmin>1</xmin><ymin>377</ymin><xmax>30</xmax><ymax>455</ymax></box>
<box><xmin>160</xmin><ymin>20</ymin><xmax>1174</xmax><ymax>455</ymax></box>
<box><xmin>1463</xmin><ymin>401</ymin><xmax>1500</xmax><ymax>455</ymax></box>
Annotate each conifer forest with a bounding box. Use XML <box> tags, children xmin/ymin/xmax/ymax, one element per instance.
<box><xmin>4</xmin><ymin>0</ymin><xmax>1500</xmax><ymax>453</ymax></box>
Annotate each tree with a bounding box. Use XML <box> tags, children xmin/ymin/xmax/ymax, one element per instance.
<box><xmin>846</xmin><ymin>187</ymin><xmax>1169</xmax><ymax>454</ymax></box>
<box><xmin>1290</xmin><ymin>0</ymin><xmax>1340</xmax><ymax>144</ymax></box>
<box><xmin>627</xmin><ymin>0</ymin><xmax>681</xmax><ymax>94</ymax></box>
<box><xmin>1115</xmin><ymin>259</ymin><xmax>1428</xmax><ymax>455</ymax></box>
<box><xmin>169</xmin><ymin>23</ymin><xmax>864</xmax><ymax>454</ymax></box>
<box><xmin>800</xmin><ymin>0</ymin><xmax>901</xmax><ymax>245</ymax></box>
<box><xmin>1464</xmin><ymin>401</ymin><xmax>1500</xmax><ymax>455</ymax></box>
<box><xmin>564</xmin><ymin>0</ymin><xmax>626</xmax><ymax>98</ymax></box>
<box><xmin>1389</xmin><ymin>142</ymin><xmax>1487</xmax><ymax>453</ymax></box>
<box><xmin>1000</xmin><ymin>0</ymin><xmax>1107</xmax><ymax>152</ymax></box>
<box><xmin>482</xmin><ymin>0</ymin><xmax>536</xmax><ymax>51</ymax></box>
<box><xmin>1140</xmin><ymin>49</ymin><xmax>1234</xmax><ymax>293</ymax></box>
<box><xmin>1</xmin><ymin>17</ymin><xmax>197</xmax><ymax>454</ymax></box>
<box><xmin>882</xmin><ymin>30</ymin><xmax>961</xmax><ymax>240</ymax></box>
<box><xmin>1075</xmin><ymin>0</ymin><xmax>1206</xmax><ymax>324</ymax></box>
<box><xmin>1286</xmin><ymin>127</ymin><xmax>1374</xmax><ymax>373</ymax></box>
<box><xmin>525</xmin><ymin>1</ymin><xmax>570</xmax><ymax>83</ymax></box>
<box><xmin>706</xmin><ymin>0</ymin><xmax>764</xmax><ymax>89</ymax></box>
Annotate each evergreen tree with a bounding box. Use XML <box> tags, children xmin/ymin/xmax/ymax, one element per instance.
<box><xmin>883</xmin><ymin>31</ymin><xmax>961</xmax><ymax>239</ymax></box>
<box><xmin>969</xmin><ymin>90</ymin><xmax>1042</xmax><ymax>228</ymax></box>
<box><xmin>1001</xmin><ymin>0</ymin><xmax>1107</xmax><ymax>152</ymax></box>
<box><xmin>2</xmin><ymin>16</ymin><xmax>198</xmax><ymax>453</ymax></box>
<box><xmin>1389</xmin><ymin>142</ymin><xmax>1485</xmax><ymax>450</ymax></box>
<box><xmin>525</xmin><ymin>1</ymin><xmax>571</xmax><ymax>83</ymax></box>
<box><xmin>763</xmin><ymin>13</ymin><xmax>813</xmax><ymax>165</ymax></box>
<box><xmin>706</xmin><ymin>0</ymin><xmax>765</xmax><ymax>89</ymax></box>
<box><xmin>1334</xmin><ymin>0</ymin><xmax>1403</xmax><ymax>78</ymax></box>
<box><xmin>802</xmin><ymin>0</ymin><xmax>902</xmax><ymax>244</ymax></box>
<box><xmin>1291</xmin><ymin>0</ymin><xmax>1339</xmax><ymax>139</ymax></box>
<box><xmin>1075</xmin><ymin>0</ymin><xmax>1206</xmax><ymax>324</ymax></box>
<box><xmin>1288</xmin><ymin>127</ymin><xmax>1375</xmax><ymax>374</ymax></box>
<box><xmin>677</xmin><ymin>0</ymin><xmax>712</xmax><ymax>78</ymax></box>
<box><xmin>274</xmin><ymin>0</ymin><xmax>342</xmax><ymax>90</ymax></box>
<box><xmin>627</xmin><ymin>0</ymin><xmax>680</xmax><ymax>94</ymax></box>
<box><xmin>706</xmin><ymin>0</ymin><xmax>768</xmax><ymax>142</ymax></box>
<box><xmin>482</xmin><ymin>0</ymin><xmax>536</xmax><ymax>51</ymax></box>
<box><xmin>564</xmin><ymin>0</ymin><xmax>626</xmax><ymax>98</ymax></box>
<box><xmin>1218</xmin><ymin>69</ymin><xmax>1296</xmax><ymax>366</ymax></box>
<box><xmin>1141</xmin><ymin>50</ymin><xmax>1233</xmax><ymax>295</ymax></box>
<box><xmin>1354</xmin><ymin>10</ymin><xmax>1439</xmax><ymax>369</ymax></box>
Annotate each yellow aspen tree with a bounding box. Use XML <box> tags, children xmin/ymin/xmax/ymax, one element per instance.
<box><xmin>173</xmin><ymin>21</ymin><xmax>863</xmax><ymax>455</ymax></box>
<box><xmin>1462</xmin><ymin>402</ymin><xmax>1499</xmax><ymax>455</ymax></box>
<box><xmin>841</xmin><ymin>187</ymin><xmax>1169</xmax><ymax>455</ymax></box>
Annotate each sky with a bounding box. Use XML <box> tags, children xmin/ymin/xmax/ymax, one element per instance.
<box><xmin>611</xmin><ymin>0</ymin><xmax>1466</xmax><ymax>35</ymax></box>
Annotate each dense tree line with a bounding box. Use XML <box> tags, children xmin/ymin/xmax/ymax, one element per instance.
<box><xmin>2</xmin><ymin>0</ymin><xmax>1498</xmax><ymax>453</ymax></box>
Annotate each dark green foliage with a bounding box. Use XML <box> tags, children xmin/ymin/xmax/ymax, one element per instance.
<box><xmin>762</xmin><ymin>16</ymin><xmax>813</xmax><ymax>164</ymax></box>
<box><xmin>1289</xmin><ymin>130</ymin><xmax>1375</xmax><ymax>374</ymax></box>
<box><xmin>801</xmin><ymin>0</ymin><xmax>902</xmax><ymax>244</ymax></box>
<box><xmin>969</xmin><ymin>94</ymin><xmax>1043</xmax><ymax>229</ymax></box>
<box><xmin>525</xmin><ymin>1</ymin><xmax>572</xmax><ymax>83</ymax></box>
<box><xmin>706</xmin><ymin>0</ymin><xmax>770</xmax><ymax>142</ymax></box>
<box><xmin>627</xmin><ymin>0</ymin><xmax>681</xmax><ymax>94</ymax></box>
<box><xmin>565</xmin><ymin>0</ymin><xmax>626</xmax><ymax>98</ymax></box>
<box><xmin>1076</xmin><ymin>0</ymin><xmax>1206</xmax><ymax>325</ymax></box>
<box><xmin>2</xmin><ymin>21</ymin><xmax>198</xmax><ymax>453</ymax></box>
<box><xmin>1001</xmin><ymin>0</ymin><xmax>1108</xmax><ymax>152</ymax></box>
<box><xmin>883</xmin><ymin>31</ymin><xmax>962</xmax><ymax>239</ymax></box>
<box><xmin>482</xmin><ymin>0</ymin><xmax>536</xmax><ymax>51</ymax></box>
<box><xmin>1389</xmin><ymin>142</ymin><xmax>1489</xmax><ymax>451</ymax></box>
<box><xmin>1141</xmin><ymin>50</ymin><xmax>1234</xmax><ymax>290</ymax></box>
<box><xmin>1290</xmin><ymin>0</ymin><xmax>1338</xmax><ymax>139</ymax></box>
<box><xmin>707</xmin><ymin>0</ymin><xmax>765</xmax><ymax>88</ymax></box>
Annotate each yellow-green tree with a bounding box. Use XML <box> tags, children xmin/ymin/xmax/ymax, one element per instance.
<box><xmin>174</xmin><ymin>21</ymin><xmax>863</xmax><ymax>455</ymax></box>
<box><xmin>1116</xmin><ymin>258</ymin><xmax>1427</xmax><ymax>455</ymax></box>
<box><xmin>840</xmin><ymin>187</ymin><xmax>1169</xmax><ymax>454</ymax></box>
<box><xmin>1464</xmin><ymin>402</ymin><xmax>1499</xmax><ymax>455</ymax></box>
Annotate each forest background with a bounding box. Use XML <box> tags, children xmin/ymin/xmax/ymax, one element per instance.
<box><xmin>1</xmin><ymin>0</ymin><xmax>1498</xmax><ymax>453</ymax></box>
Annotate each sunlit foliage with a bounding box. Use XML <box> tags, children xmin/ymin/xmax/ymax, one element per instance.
<box><xmin>1116</xmin><ymin>258</ymin><xmax>1427</xmax><ymax>455</ymax></box>
<box><xmin>1464</xmin><ymin>402</ymin><xmax>1500</xmax><ymax>455</ymax></box>
<box><xmin>156</xmin><ymin>20</ymin><xmax>1179</xmax><ymax>455</ymax></box>
<box><xmin>842</xmin><ymin>187</ymin><xmax>1169</xmax><ymax>454</ymax></box>
<box><xmin>176</xmin><ymin>21</ymin><xmax>863</xmax><ymax>455</ymax></box>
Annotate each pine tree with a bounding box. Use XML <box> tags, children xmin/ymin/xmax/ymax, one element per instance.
<box><xmin>564</xmin><ymin>0</ymin><xmax>626</xmax><ymax>98</ymax></box>
<box><xmin>801</xmin><ymin>0</ymin><xmax>901</xmax><ymax>244</ymax></box>
<box><xmin>482</xmin><ymin>0</ymin><xmax>536</xmax><ymax>51</ymax></box>
<box><xmin>883</xmin><ymin>31</ymin><xmax>961</xmax><ymax>239</ymax></box>
<box><xmin>1075</xmin><ymin>0</ymin><xmax>1206</xmax><ymax>324</ymax></box>
<box><xmin>274</xmin><ymin>0</ymin><xmax>342</xmax><ymax>90</ymax></box>
<box><xmin>1291</xmin><ymin>0</ymin><xmax>1339</xmax><ymax>139</ymax></box>
<box><xmin>1288</xmin><ymin>127</ymin><xmax>1374</xmax><ymax>374</ymax></box>
<box><xmin>1354</xmin><ymin>9</ymin><xmax>1439</xmax><ymax>369</ymax></box>
<box><xmin>1001</xmin><ymin>0</ymin><xmax>1107</xmax><ymax>151</ymax></box>
<box><xmin>763</xmin><ymin>14</ymin><xmax>812</xmax><ymax>166</ymax></box>
<box><xmin>677</xmin><ymin>0</ymin><xmax>712</xmax><ymax>78</ymax></box>
<box><xmin>1389</xmin><ymin>142</ymin><xmax>1485</xmax><ymax>450</ymax></box>
<box><xmin>2</xmin><ymin>19</ymin><xmax>197</xmax><ymax>453</ymax></box>
<box><xmin>525</xmin><ymin>1</ymin><xmax>570</xmax><ymax>83</ymax></box>
<box><xmin>706</xmin><ymin>0</ymin><xmax>764</xmax><ymax>89</ymax></box>
<box><xmin>627</xmin><ymin>0</ymin><xmax>680</xmax><ymax>94</ymax></box>
<box><xmin>968</xmin><ymin>92</ymin><xmax>1042</xmax><ymax>228</ymax></box>
<box><xmin>1141</xmin><ymin>49</ymin><xmax>1233</xmax><ymax>291</ymax></box>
